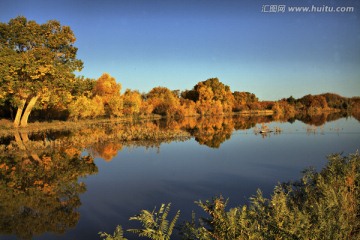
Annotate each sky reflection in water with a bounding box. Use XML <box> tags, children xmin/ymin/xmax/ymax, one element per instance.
<box><xmin>1</xmin><ymin>117</ymin><xmax>358</xmax><ymax>240</ymax></box>
<box><xmin>62</xmin><ymin>118</ymin><xmax>360</xmax><ymax>240</ymax></box>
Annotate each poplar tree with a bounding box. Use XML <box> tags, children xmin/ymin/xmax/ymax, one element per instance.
<box><xmin>0</xmin><ymin>16</ymin><xmax>83</xmax><ymax>127</ymax></box>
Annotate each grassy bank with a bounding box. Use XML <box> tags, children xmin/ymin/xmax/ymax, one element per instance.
<box><xmin>234</xmin><ymin>109</ymin><xmax>274</xmax><ymax>116</ymax></box>
<box><xmin>0</xmin><ymin>115</ymin><xmax>164</xmax><ymax>137</ymax></box>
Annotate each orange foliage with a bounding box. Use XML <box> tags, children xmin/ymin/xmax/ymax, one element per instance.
<box><xmin>233</xmin><ymin>92</ymin><xmax>258</xmax><ymax>112</ymax></box>
<box><xmin>122</xmin><ymin>89</ymin><xmax>142</xmax><ymax>115</ymax></box>
<box><xmin>93</xmin><ymin>142</ymin><xmax>123</xmax><ymax>162</ymax></box>
<box><xmin>272</xmin><ymin>100</ymin><xmax>296</xmax><ymax>121</ymax></box>
<box><xmin>298</xmin><ymin>94</ymin><xmax>329</xmax><ymax>113</ymax></box>
<box><xmin>190</xmin><ymin>117</ymin><xmax>234</xmax><ymax>148</ymax></box>
<box><xmin>180</xmin><ymin>99</ymin><xmax>198</xmax><ymax>117</ymax></box>
<box><xmin>63</xmin><ymin>147</ymin><xmax>81</xmax><ymax>158</ymax></box>
<box><xmin>146</xmin><ymin>87</ymin><xmax>180</xmax><ymax>116</ymax></box>
<box><xmin>140</xmin><ymin>101</ymin><xmax>154</xmax><ymax>116</ymax></box>
<box><xmin>93</xmin><ymin>73</ymin><xmax>121</xmax><ymax>104</ymax></box>
<box><xmin>191</xmin><ymin>78</ymin><xmax>234</xmax><ymax>115</ymax></box>
<box><xmin>68</xmin><ymin>95</ymin><xmax>105</xmax><ymax>120</ymax></box>
<box><xmin>108</xmin><ymin>95</ymin><xmax>123</xmax><ymax>117</ymax></box>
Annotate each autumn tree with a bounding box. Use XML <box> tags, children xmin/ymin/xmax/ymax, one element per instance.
<box><xmin>72</xmin><ymin>76</ymin><xmax>96</xmax><ymax>98</ymax></box>
<box><xmin>0</xmin><ymin>16</ymin><xmax>83</xmax><ymax>127</ymax></box>
<box><xmin>108</xmin><ymin>95</ymin><xmax>123</xmax><ymax>117</ymax></box>
<box><xmin>91</xmin><ymin>73</ymin><xmax>122</xmax><ymax>117</ymax></box>
<box><xmin>271</xmin><ymin>100</ymin><xmax>296</xmax><ymax>121</ymax></box>
<box><xmin>92</xmin><ymin>73</ymin><xmax>121</xmax><ymax>103</ymax></box>
<box><xmin>29</xmin><ymin>76</ymin><xmax>94</xmax><ymax>121</ymax></box>
<box><xmin>232</xmin><ymin>91</ymin><xmax>258</xmax><ymax>112</ymax></box>
<box><xmin>298</xmin><ymin>94</ymin><xmax>329</xmax><ymax>113</ymax></box>
<box><xmin>179</xmin><ymin>99</ymin><xmax>198</xmax><ymax>117</ymax></box>
<box><xmin>350</xmin><ymin>97</ymin><xmax>360</xmax><ymax>121</ymax></box>
<box><xmin>146</xmin><ymin>87</ymin><xmax>181</xmax><ymax>117</ymax></box>
<box><xmin>68</xmin><ymin>95</ymin><xmax>105</xmax><ymax>120</ymax></box>
<box><xmin>122</xmin><ymin>89</ymin><xmax>142</xmax><ymax>115</ymax></box>
<box><xmin>320</xmin><ymin>93</ymin><xmax>349</xmax><ymax>109</ymax></box>
<box><xmin>181</xmin><ymin>89</ymin><xmax>198</xmax><ymax>102</ymax></box>
<box><xmin>139</xmin><ymin>101</ymin><xmax>154</xmax><ymax>116</ymax></box>
<box><xmin>183</xmin><ymin>78</ymin><xmax>234</xmax><ymax>115</ymax></box>
<box><xmin>286</xmin><ymin>96</ymin><xmax>296</xmax><ymax>105</ymax></box>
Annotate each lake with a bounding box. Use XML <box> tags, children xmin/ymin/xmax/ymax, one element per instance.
<box><xmin>0</xmin><ymin>114</ymin><xmax>359</xmax><ymax>239</ymax></box>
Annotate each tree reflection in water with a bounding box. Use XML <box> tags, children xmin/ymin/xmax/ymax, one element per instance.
<box><xmin>0</xmin><ymin>132</ymin><xmax>98</xmax><ymax>240</ymax></box>
<box><xmin>0</xmin><ymin>111</ymin><xmax>354</xmax><ymax>238</ymax></box>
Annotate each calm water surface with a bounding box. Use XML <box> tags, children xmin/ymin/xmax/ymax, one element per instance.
<box><xmin>1</xmin><ymin>117</ymin><xmax>359</xmax><ymax>239</ymax></box>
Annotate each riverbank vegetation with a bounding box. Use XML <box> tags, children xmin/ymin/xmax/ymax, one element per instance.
<box><xmin>100</xmin><ymin>151</ymin><xmax>360</xmax><ymax>240</ymax></box>
<box><xmin>1</xmin><ymin>17</ymin><xmax>359</xmax><ymax>128</ymax></box>
<box><xmin>0</xmin><ymin>111</ymin><xmax>351</xmax><ymax>156</ymax></box>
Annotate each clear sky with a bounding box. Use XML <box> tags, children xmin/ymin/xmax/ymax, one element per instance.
<box><xmin>1</xmin><ymin>0</ymin><xmax>359</xmax><ymax>100</ymax></box>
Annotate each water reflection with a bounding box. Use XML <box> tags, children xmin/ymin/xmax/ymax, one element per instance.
<box><xmin>0</xmin><ymin>111</ymin><xmax>355</xmax><ymax>155</ymax></box>
<box><xmin>0</xmin><ymin>132</ymin><xmax>97</xmax><ymax>239</ymax></box>
<box><xmin>0</xmin><ymin>111</ymin><xmax>357</xmax><ymax>239</ymax></box>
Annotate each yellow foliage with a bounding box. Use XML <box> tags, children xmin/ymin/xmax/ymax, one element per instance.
<box><xmin>108</xmin><ymin>95</ymin><xmax>123</xmax><ymax>117</ymax></box>
<box><xmin>68</xmin><ymin>95</ymin><xmax>105</xmax><ymax>120</ymax></box>
<box><xmin>180</xmin><ymin>99</ymin><xmax>197</xmax><ymax>117</ymax></box>
<box><xmin>93</xmin><ymin>73</ymin><xmax>121</xmax><ymax>104</ymax></box>
<box><xmin>147</xmin><ymin>87</ymin><xmax>180</xmax><ymax>116</ymax></box>
<box><xmin>92</xmin><ymin>95</ymin><xmax>106</xmax><ymax>117</ymax></box>
<box><xmin>140</xmin><ymin>101</ymin><xmax>154</xmax><ymax>116</ymax></box>
<box><xmin>123</xmin><ymin>90</ymin><xmax>142</xmax><ymax>115</ymax></box>
<box><xmin>64</xmin><ymin>147</ymin><xmax>81</xmax><ymax>157</ymax></box>
<box><xmin>198</xmin><ymin>84</ymin><xmax>214</xmax><ymax>102</ymax></box>
<box><xmin>190</xmin><ymin>78</ymin><xmax>234</xmax><ymax>115</ymax></box>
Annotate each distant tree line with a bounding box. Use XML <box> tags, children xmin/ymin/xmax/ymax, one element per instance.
<box><xmin>1</xmin><ymin>16</ymin><xmax>359</xmax><ymax>127</ymax></box>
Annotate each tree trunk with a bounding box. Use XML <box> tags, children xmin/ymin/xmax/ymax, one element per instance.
<box><xmin>13</xmin><ymin>99</ymin><xmax>26</xmax><ymax>127</ymax></box>
<box><xmin>14</xmin><ymin>131</ymin><xmax>26</xmax><ymax>150</ymax></box>
<box><xmin>20</xmin><ymin>94</ymin><xmax>40</xmax><ymax>127</ymax></box>
<box><xmin>14</xmin><ymin>132</ymin><xmax>41</xmax><ymax>162</ymax></box>
<box><xmin>20</xmin><ymin>132</ymin><xmax>30</xmax><ymax>143</ymax></box>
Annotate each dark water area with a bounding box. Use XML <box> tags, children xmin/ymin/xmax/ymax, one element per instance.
<box><xmin>0</xmin><ymin>114</ymin><xmax>359</xmax><ymax>239</ymax></box>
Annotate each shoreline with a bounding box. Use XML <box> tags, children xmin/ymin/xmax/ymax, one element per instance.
<box><xmin>0</xmin><ymin>109</ymin><xmax>350</xmax><ymax>138</ymax></box>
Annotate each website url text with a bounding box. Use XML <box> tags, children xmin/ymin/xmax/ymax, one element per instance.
<box><xmin>261</xmin><ymin>5</ymin><xmax>355</xmax><ymax>13</ymax></box>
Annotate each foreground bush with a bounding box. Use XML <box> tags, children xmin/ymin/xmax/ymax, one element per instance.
<box><xmin>100</xmin><ymin>152</ymin><xmax>360</xmax><ymax>240</ymax></box>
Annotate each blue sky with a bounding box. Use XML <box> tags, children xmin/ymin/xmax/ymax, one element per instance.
<box><xmin>1</xmin><ymin>0</ymin><xmax>359</xmax><ymax>100</ymax></box>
